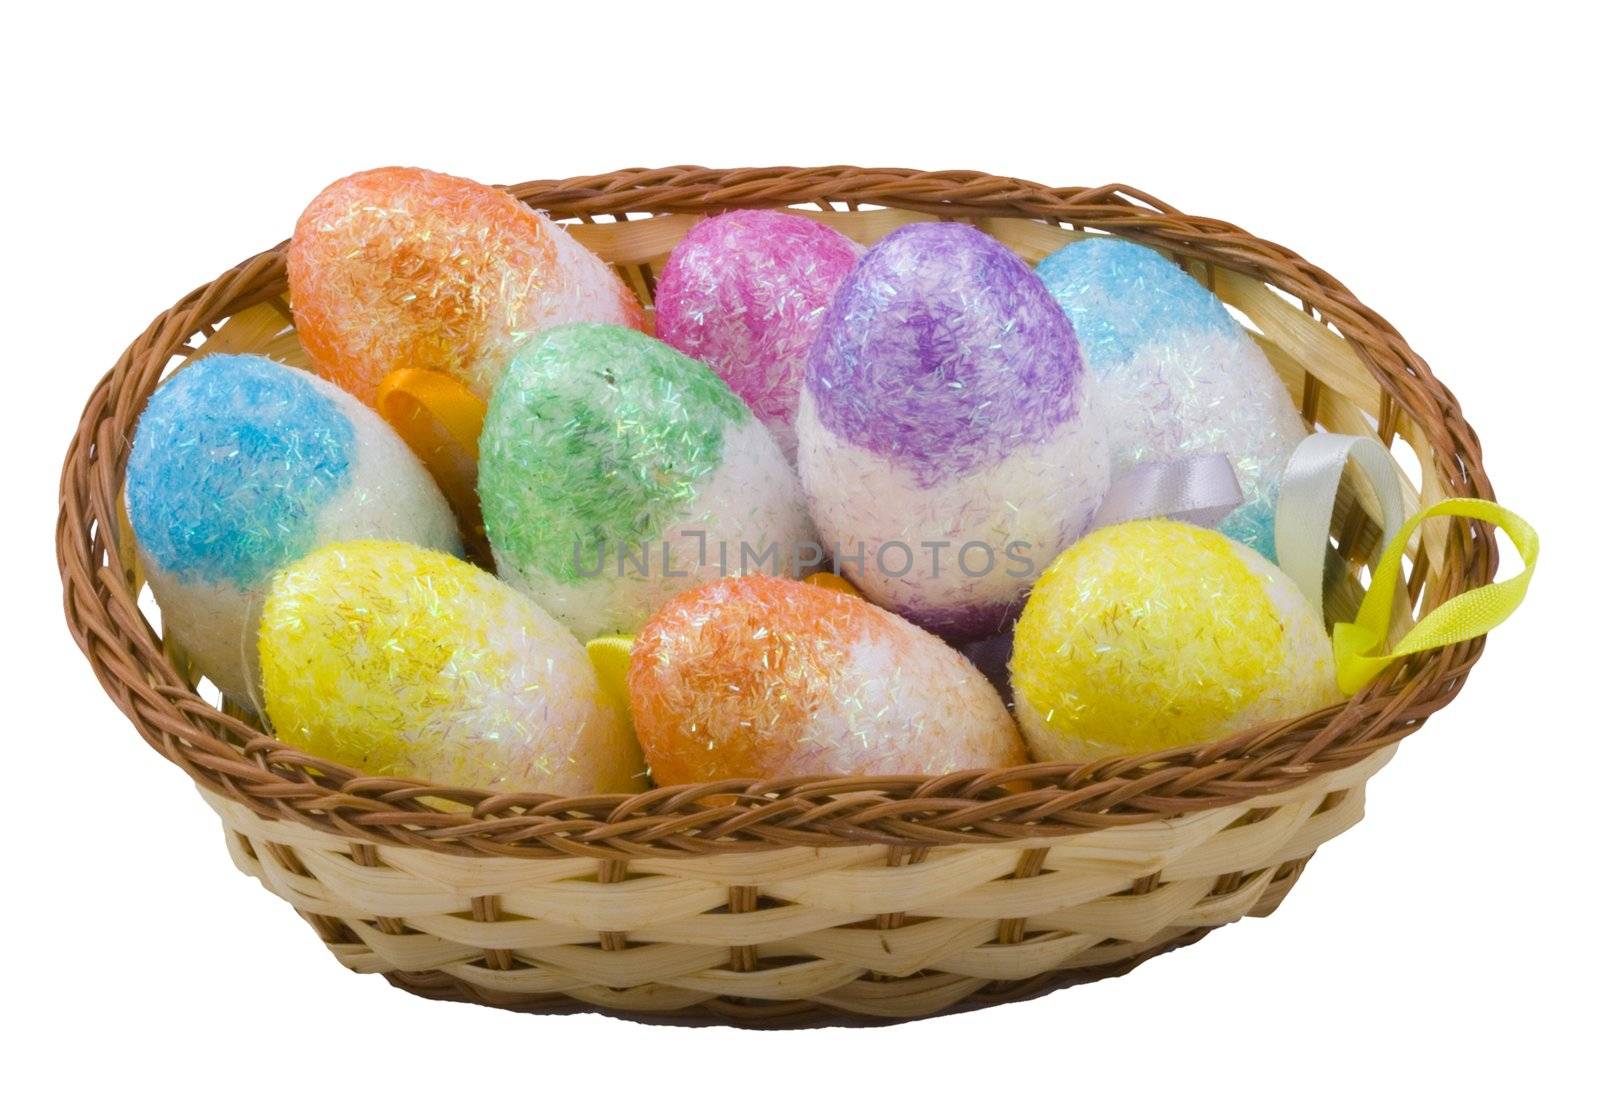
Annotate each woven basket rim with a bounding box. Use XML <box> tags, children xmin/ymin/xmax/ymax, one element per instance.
<box><xmin>57</xmin><ymin>165</ymin><xmax>1497</xmax><ymax>860</ymax></box>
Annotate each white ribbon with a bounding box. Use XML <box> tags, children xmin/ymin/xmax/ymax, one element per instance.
<box><xmin>1090</xmin><ymin>453</ymin><xmax>1244</xmax><ymax>532</ymax></box>
<box><xmin>1274</xmin><ymin>433</ymin><xmax>1408</xmax><ymax>622</ymax></box>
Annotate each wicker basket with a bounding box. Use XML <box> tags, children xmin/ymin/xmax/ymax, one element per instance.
<box><xmin>57</xmin><ymin>166</ymin><xmax>1496</xmax><ymax>1028</ymax></box>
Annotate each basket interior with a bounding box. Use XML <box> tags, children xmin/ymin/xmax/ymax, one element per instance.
<box><xmin>159</xmin><ymin>204</ymin><xmax>1439</xmax><ymax>667</ymax></box>
<box><xmin>62</xmin><ymin>169</ymin><xmax>1496</xmax><ymax>857</ymax></box>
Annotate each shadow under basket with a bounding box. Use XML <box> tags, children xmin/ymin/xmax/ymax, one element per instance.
<box><xmin>58</xmin><ymin>166</ymin><xmax>1497</xmax><ymax>1028</ymax></box>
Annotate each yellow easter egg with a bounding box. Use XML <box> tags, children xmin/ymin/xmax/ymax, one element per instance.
<box><xmin>1011</xmin><ymin>520</ymin><xmax>1338</xmax><ymax>762</ymax></box>
<box><xmin>260</xmin><ymin>540</ymin><xmax>644</xmax><ymax>794</ymax></box>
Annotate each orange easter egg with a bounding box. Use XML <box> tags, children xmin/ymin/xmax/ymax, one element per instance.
<box><xmin>287</xmin><ymin>166</ymin><xmax>643</xmax><ymax>406</ymax></box>
<box><xmin>628</xmin><ymin>576</ymin><xmax>1026</xmax><ymax>784</ymax></box>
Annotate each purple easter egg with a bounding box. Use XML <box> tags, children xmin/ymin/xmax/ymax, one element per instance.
<box><xmin>655</xmin><ymin>210</ymin><xmax>863</xmax><ymax>461</ymax></box>
<box><xmin>797</xmin><ymin>222</ymin><xmax>1109</xmax><ymax>638</ymax></box>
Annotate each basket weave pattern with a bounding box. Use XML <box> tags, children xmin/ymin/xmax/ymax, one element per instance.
<box><xmin>207</xmin><ymin>748</ymin><xmax>1392</xmax><ymax>1024</ymax></box>
<box><xmin>58</xmin><ymin>167</ymin><xmax>1495</xmax><ymax>1026</ymax></box>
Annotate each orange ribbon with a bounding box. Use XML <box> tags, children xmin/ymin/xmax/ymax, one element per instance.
<box><xmin>375</xmin><ymin>367</ymin><xmax>492</xmax><ymax>567</ymax></box>
<box><xmin>802</xmin><ymin>571</ymin><xmax>863</xmax><ymax>597</ymax></box>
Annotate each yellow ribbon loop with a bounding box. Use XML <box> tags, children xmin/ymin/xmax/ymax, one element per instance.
<box><xmin>374</xmin><ymin>367</ymin><xmax>491</xmax><ymax>566</ymax></box>
<box><xmin>585</xmin><ymin>635</ymin><xmax>635</xmax><ymax>716</ymax></box>
<box><xmin>1333</xmin><ymin>498</ymin><xmax>1538</xmax><ymax>694</ymax></box>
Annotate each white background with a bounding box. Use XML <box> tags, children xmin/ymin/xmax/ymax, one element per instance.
<box><xmin>6</xmin><ymin>3</ymin><xmax>1593</xmax><ymax>1104</ymax></box>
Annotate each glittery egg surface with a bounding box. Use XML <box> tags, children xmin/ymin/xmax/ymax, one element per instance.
<box><xmin>287</xmin><ymin>166</ymin><xmax>643</xmax><ymax>406</ymax></box>
<box><xmin>629</xmin><ymin>576</ymin><xmax>1026</xmax><ymax>784</ymax></box>
<box><xmin>479</xmin><ymin>323</ymin><xmax>816</xmax><ymax>641</ymax></box>
<box><xmin>1010</xmin><ymin>520</ymin><xmax>1338</xmax><ymax>764</ymax></box>
<box><xmin>124</xmin><ymin>354</ymin><xmax>461</xmax><ymax>699</ymax></box>
<box><xmin>797</xmin><ymin>222</ymin><xmax>1109</xmax><ymax>639</ymax></box>
<box><xmin>654</xmin><ymin>210</ymin><xmax>863</xmax><ymax>461</ymax></box>
<box><xmin>260</xmin><ymin>541</ymin><xmax>643</xmax><ymax>795</ymax></box>
<box><xmin>1036</xmin><ymin>238</ymin><xmax>1306</xmax><ymax>559</ymax></box>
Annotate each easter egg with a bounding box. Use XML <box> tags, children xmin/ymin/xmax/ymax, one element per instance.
<box><xmin>1011</xmin><ymin>520</ymin><xmax>1338</xmax><ymax>764</ymax></box>
<box><xmin>798</xmin><ymin>222</ymin><xmax>1109</xmax><ymax>639</ymax></box>
<box><xmin>1036</xmin><ymin>238</ymin><xmax>1306</xmax><ymax>559</ymax></box>
<box><xmin>479</xmin><ymin>323</ymin><xmax>816</xmax><ymax>641</ymax></box>
<box><xmin>654</xmin><ymin>209</ymin><xmax>863</xmax><ymax>461</ymax></box>
<box><xmin>629</xmin><ymin>576</ymin><xmax>1026</xmax><ymax>784</ymax></box>
<box><xmin>124</xmin><ymin>354</ymin><xmax>462</xmax><ymax>701</ymax></box>
<box><xmin>259</xmin><ymin>541</ymin><xmax>643</xmax><ymax>795</ymax></box>
<box><xmin>287</xmin><ymin>166</ymin><xmax>644</xmax><ymax>406</ymax></box>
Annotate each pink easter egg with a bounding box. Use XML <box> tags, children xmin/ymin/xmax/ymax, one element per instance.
<box><xmin>654</xmin><ymin>210</ymin><xmax>862</xmax><ymax>461</ymax></box>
